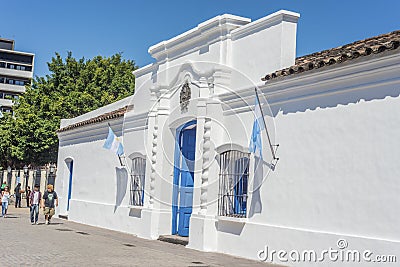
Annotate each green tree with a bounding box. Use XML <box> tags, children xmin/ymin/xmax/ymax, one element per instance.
<box><xmin>0</xmin><ymin>113</ymin><xmax>15</xmax><ymax>168</ymax></box>
<box><xmin>0</xmin><ymin>52</ymin><xmax>137</xmax><ymax>168</ymax></box>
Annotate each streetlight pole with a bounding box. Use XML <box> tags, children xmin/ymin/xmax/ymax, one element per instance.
<box><xmin>23</xmin><ymin>165</ymin><xmax>28</xmax><ymax>189</ymax></box>
<box><xmin>48</xmin><ymin>163</ymin><xmax>56</xmax><ymax>186</ymax></box>
<box><xmin>23</xmin><ymin>165</ymin><xmax>29</xmax><ymax>208</ymax></box>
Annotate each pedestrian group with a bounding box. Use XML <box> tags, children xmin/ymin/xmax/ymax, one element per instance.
<box><xmin>1</xmin><ymin>182</ymin><xmax>58</xmax><ymax>224</ymax></box>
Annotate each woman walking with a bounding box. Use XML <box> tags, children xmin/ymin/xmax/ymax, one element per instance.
<box><xmin>1</xmin><ymin>186</ymin><xmax>10</xmax><ymax>217</ymax></box>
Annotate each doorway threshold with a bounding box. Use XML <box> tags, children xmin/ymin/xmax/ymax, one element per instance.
<box><xmin>58</xmin><ymin>214</ymin><xmax>68</xmax><ymax>220</ymax></box>
<box><xmin>158</xmin><ymin>235</ymin><xmax>189</xmax><ymax>246</ymax></box>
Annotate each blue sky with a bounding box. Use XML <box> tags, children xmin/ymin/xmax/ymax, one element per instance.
<box><xmin>1</xmin><ymin>0</ymin><xmax>399</xmax><ymax>77</ymax></box>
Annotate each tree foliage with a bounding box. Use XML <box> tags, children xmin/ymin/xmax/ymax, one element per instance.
<box><xmin>0</xmin><ymin>52</ymin><xmax>137</xmax><ymax>168</ymax></box>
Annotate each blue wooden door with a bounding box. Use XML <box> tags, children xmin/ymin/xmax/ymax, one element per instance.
<box><xmin>177</xmin><ymin>127</ymin><xmax>196</xmax><ymax>236</ymax></box>
<box><xmin>67</xmin><ymin>161</ymin><xmax>73</xmax><ymax>211</ymax></box>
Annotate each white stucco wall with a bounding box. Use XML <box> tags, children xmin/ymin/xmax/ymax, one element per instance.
<box><xmin>55</xmin><ymin>9</ymin><xmax>400</xmax><ymax>266</ymax></box>
<box><xmin>210</xmin><ymin>51</ymin><xmax>400</xmax><ymax>265</ymax></box>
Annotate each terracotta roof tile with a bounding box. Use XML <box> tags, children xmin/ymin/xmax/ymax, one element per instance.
<box><xmin>57</xmin><ymin>105</ymin><xmax>132</xmax><ymax>133</ymax></box>
<box><xmin>262</xmin><ymin>30</ymin><xmax>400</xmax><ymax>81</ymax></box>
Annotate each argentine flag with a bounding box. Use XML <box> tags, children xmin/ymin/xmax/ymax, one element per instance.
<box><xmin>249</xmin><ymin>95</ymin><xmax>264</xmax><ymax>159</ymax></box>
<box><xmin>103</xmin><ymin>126</ymin><xmax>124</xmax><ymax>156</ymax></box>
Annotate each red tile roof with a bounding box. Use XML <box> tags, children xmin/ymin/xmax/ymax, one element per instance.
<box><xmin>57</xmin><ymin>105</ymin><xmax>132</xmax><ymax>133</ymax></box>
<box><xmin>262</xmin><ymin>30</ymin><xmax>400</xmax><ymax>81</ymax></box>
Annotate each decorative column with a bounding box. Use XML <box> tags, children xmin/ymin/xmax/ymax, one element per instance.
<box><xmin>199</xmin><ymin>118</ymin><xmax>211</xmax><ymax>215</ymax></box>
<box><xmin>28</xmin><ymin>170</ymin><xmax>34</xmax><ymax>189</ymax></box>
<box><xmin>149</xmin><ymin>123</ymin><xmax>158</xmax><ymax>208</ymax></box>
<box><xmin>40</xmin><ymin>168</ymin><xmax>47</xmax><ymax>193</ymax></box>
<box><xmin>145</xmin><ymin>88</ymin><xmax>159</xmax><ymax>209</ymax></box>
<box><xmin>153</xmin><ymin>88</ymin><xmax>170</xmax><ymax>210</ymax></box>
<box><xmin>188</xmin><ymin>76</ymin><xmax>220</xmax><ymax>251</ymax></box>
<box><xmin>10</xmin><ymin>170</ymin><xmax>17</xmax><ymax>193</ymax></box>
<box><xmin>146</xmin><ymin>87</ymin><xmax>171</xmax><ymax>239</ymax></box>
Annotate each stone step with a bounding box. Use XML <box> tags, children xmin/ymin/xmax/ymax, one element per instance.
<box><xmin>158</xmin><ymin>235</ymin><xmax>188</xmax><ymax>246</ymax></box>
<box><xmin>58</xmin><ymin>214</ymin><xmax>68</xmax><ymax>220</ymax></box>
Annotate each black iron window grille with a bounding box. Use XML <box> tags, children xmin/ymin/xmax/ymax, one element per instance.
<box><xmin>129</xmin><ymin>157</ymin><xmax>146</xmax><ymax>206</ymax></box>
<box><xmin>218</xmin><ymin>150</ymin><xmax>250</xmax><ymax>218</ymax></box>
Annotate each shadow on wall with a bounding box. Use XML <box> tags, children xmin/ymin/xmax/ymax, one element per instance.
<box><xmin>248</xmin><ymin>156</ymin><xmax>277</xmax><ymax>218</ymax></box>
<box><xmin>216</xmin><ymin>220</ymin><xmax>245</xmax><ymax>235</ymax></box>
<box><xmin>129</xmin><ymin>208</ymin><xmax>142</xmax><ymax>218</ymax></box>
<box><xmin>269</xmin><ymin>76</ymin><xmax>400</xmax><ymax>116</ymax></box>
<box><xmin>114</xmin><ymin>167</ymin><xmax>128</xmax><ymax>213</ymax></box>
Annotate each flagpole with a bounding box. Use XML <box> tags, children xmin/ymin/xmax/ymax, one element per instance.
<box><xmin>106</xmin><ymin>122</ymin><xmax>125</xmax><ymax>166</ymax></box>
<box><xmin>254</xmin><ymin>88</ymin><xmax>277</xmax><ymax>160</ymax></box>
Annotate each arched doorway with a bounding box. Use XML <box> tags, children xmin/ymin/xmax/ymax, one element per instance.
<box><xmin>65</xmin><ymin>159</ymin><xmax>74</xmax><ymax>211</ymax></box>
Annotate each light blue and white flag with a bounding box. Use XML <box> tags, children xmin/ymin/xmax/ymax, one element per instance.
<box><xmin>249</xmin><ymin>95</ymin><xmax>264</xmax><ymax>159</ymax></box>
<box><xmin>103</xmin><ymin>126</ymin><xmax>124</xmax><ymax>156</ymax></box>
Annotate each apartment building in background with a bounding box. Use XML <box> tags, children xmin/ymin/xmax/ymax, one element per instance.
<box><xmin>0</xmin><ymin>38</ymin><xmax>34</xmax><ymax>113</ymax></box>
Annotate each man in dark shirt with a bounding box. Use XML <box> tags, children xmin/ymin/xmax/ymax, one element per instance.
<box><xmin>14</xmin><ymin>182</ymin><xmax>22</xmax><ymax>208</ymax></box>
<box><xmin>41</xmin><ymin>184</ymin><xmax>58</xmax><ymax>225</ymax></box>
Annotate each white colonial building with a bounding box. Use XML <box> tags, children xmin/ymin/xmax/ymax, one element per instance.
<box><xmin>55</xmin><ymin>10</ymin><xmax>400</xmax><ymax>266</ymax></box>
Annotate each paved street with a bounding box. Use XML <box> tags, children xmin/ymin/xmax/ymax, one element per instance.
<box><xmin>0</xmin><ymin>206</ymin><xmax>277</xmax><ymax>267</ymax></box>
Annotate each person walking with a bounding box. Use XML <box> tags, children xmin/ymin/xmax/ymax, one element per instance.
<box><xmin>14</xmin><ymin>183</ymin><xmax>22</xmax><ymax>208</ymax></box>
<box><xmin>41</xmin><ymin>184</ymin><xmax>58</xmax><ymax>225</ymax></box>
<box><xmin>26</xmin><ymin>186</ymin><xmax>31</xmax><ymax>207</ymax></box>
<box><xmin>29</xmin><ymin>184</ymin><xmax>41</xmax><ymax>225</ymax></box>
<box><xmin>1</xmin><ymin>186</ymin><xmax>10</xmax><ymax>217</ymax></box>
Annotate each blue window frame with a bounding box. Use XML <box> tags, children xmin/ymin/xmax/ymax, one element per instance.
<box><xmin>218</xmin><ymin>150</ymin><xmax>250</xmax><ymax>218</ymax></box>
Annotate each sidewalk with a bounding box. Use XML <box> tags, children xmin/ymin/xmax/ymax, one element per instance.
<box><xmin>0</xmin><ymin>206</ymin><xmax>279</xmax><ymax>266</ymax></box>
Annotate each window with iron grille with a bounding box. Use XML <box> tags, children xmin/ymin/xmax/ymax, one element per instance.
<box><xmin>129</xmin><ymin>157</ymin><xmax>146</xmax><ymax>206</ymax></box>
<box><xmin>218</xmin><ymin>150</ymin><xmax>250</xmax><ymax>218</ymax></box>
